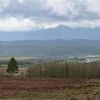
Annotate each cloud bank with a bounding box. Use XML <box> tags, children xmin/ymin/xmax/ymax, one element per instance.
<box><xmin>0</xmin><ymin>0</ymin><xmax>100</xmax><ymax>32</ymax></box>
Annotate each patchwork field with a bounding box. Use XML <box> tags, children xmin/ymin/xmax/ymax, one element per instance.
<box><xmin>0</xmin><ymin>78</ymin><xmax>100</xmax><ymax>100</ymax></box>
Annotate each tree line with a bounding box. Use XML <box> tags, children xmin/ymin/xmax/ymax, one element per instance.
<box><xmin>26</xmin><ymin>62</ymin><xmax>100</xmax><ymax>78</ymax></box>
<box><xmin>4</xmin><ymin>57</ymin><xmax>100</xmax><ymax>78</ymax></box>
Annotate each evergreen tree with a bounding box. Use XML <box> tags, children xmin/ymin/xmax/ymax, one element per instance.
<box><xmin>6</xmin><ymin>57</ymin><xmax>19</xmax><ymax>74</ymax></box>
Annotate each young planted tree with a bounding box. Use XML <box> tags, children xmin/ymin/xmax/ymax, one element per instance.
<box><xmin>6</xmin><ymin>57</ymin><xmax>19</xmax><ymax>75</ymax></box>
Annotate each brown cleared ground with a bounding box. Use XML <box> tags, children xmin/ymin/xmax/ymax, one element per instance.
<box><xmin>0</xmin><ymin>78</ymin><xmax>93</xmax><ymax>96</ymax></box>
<box><xmin>0</xmin><ymin>78</ymin><xmax>100</xmax><ymax>100</ymax></box>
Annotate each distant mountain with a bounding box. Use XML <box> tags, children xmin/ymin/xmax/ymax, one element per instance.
<box><xmin>1</xmin><ymin>26</ymin><xmax>100</xmax><ymax>41</ymax></box>
<box><xmin>0</xmin><ymin>39</ymin><xmax>100</xmax><ymax>57</ymax></box>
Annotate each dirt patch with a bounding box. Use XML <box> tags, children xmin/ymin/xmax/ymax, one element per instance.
<box><xmin>0</xmin><ymin>78</ymin><xmax>90</xmax><ymax>91</ymax></box>
<box><xmin>0</xmin><ymin>79</ymin><xmax>90</xmax><ymax>95</ymax></box>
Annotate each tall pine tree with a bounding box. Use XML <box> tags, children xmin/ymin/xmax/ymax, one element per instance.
<box><xmin>6</xmin><ymin>57</ymin><xmax>19</xmax><ymax>74</ymax></box>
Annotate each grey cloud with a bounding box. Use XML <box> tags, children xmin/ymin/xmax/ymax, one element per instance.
<box><xmin>0</xmin><ymin>0</ymin><xmax>100</xmax><ymax>32</ymax></box>
<box><xmin>0</xmin><ymin>0</ymin><xmax>99</xmax><ymax>20</ymax></box>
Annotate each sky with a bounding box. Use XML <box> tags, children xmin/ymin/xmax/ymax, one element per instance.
<box><xmin>0</xmin><ymin>0</ymin><xmax>100</xmax><ymax>40</ymax></box>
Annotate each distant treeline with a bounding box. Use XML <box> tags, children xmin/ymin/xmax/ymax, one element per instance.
<box><xmin>27</xmin><ymin>62</ymin><xmax>100</xmax><ymax>78</ymax></box>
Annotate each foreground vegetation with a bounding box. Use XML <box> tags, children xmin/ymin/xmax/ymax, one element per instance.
<box><xmin>0</xmin><ymin>78</ymin><xmax>100</xmax><ymax>100</ymax></box>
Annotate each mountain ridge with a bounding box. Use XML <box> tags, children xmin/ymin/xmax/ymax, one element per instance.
<box><xmin>0</xmin><ymin>39</ymin><xmax>100</xmax><ymax>57</ymax></box>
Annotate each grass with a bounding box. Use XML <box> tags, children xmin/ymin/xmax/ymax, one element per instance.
<box><xmin>11</xmin><ymin>86</ymin><xmax>100</xmax><ymax>100</ymax></box>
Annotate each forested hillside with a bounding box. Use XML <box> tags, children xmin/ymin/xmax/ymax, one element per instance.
<box><xmin>0</xmin><ymin>39</ymin><xmax>100</xmax><ymax>57</ymax></box>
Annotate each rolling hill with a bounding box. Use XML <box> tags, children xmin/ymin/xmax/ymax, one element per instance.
<box><xmin>0</xmin><ymin>39</ymin><xmax>100</xmax><ymax>57</ymax></box>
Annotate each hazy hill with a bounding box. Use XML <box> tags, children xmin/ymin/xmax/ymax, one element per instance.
<box><xmin>0</xmin><ymin>39</ymin><xmax>100</xmax><ymax>57</ymax></box>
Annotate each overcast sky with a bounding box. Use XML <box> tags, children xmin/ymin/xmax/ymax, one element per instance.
<box><xmin>0</xmin><ymin>0</ymin><xmax>100</xmax><ymax>40</ymax></box>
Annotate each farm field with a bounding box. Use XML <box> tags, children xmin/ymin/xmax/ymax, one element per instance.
<box><xmin>0</xmin><ymin>78</ymin><xmax>100</xmax><ymax>100</ymax></box>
